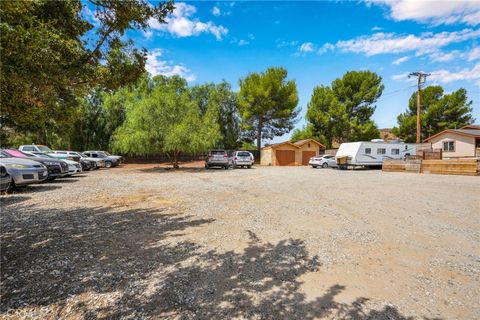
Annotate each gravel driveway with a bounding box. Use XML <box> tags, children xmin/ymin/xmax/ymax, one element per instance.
<box><xmin>1</xmin><ymin>164</ymin><xmax>479</xmax><ymax>319</ymax></box>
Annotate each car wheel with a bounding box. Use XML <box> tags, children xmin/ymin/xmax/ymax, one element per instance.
<box><xmin>247</xmin><ymin>165</ymin><xmax>251</xmax><ymax>169</ymax></box>
<box><xmin>322</xmin><ymin>163</ymin><xmax>328</xmax><ymax>168</ymax></box>
<box><xmin>105</xmin><ymin>161</ymin><xmax>112</xmax><ymax>168</ymax></box>
<box><xmin>5</xmin><ymin>180</ymin><xmax>14</xmax><ymax>193</ymax></box>
<box><xmin>311</xmin><ymin>165</ymin><xmax>317</xmax><ymax>168</ymax></box>
<box><xmin>224</xmin><ymin>165</ymin><xmax>228</xmax><ymax>170</ymax></box>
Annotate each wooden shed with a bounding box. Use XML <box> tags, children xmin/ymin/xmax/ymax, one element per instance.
<box><xmin>260</xmin><ymin>139</ymin><xmax>326</xmax><ymax>166</ymax></box>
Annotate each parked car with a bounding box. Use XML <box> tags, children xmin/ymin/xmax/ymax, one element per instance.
<box><xmin>232</xmin><ymin>151</ymin><xmax>254</xmax><ymax>169</ymax></box>
<box><xmin>18</xmin><ymin>144</ymin><xmax>53</xmax><ymax>153</ymax></box>
<box><xmin>24</xmin><ymin>152</ymin><xmax>82</xmax><ymax>175</ymax></box>
<box><xmin>309</xmin><ymin>155</ymin><xmax>338</xmax><ymax>168</ymax></box>
<box><xmin>0</xmin><ymin>164</ymin><xmax>12</xmax><ymax>193</ymax></box>
<box><xmin>0</xmin><ymin>154</ymin><xmax>48</xmax><ymax>189</ymax></box>
<box><xmin>82</xmin><ymin>151</ymin><xmax>119</xmax><ymax>168</ymax></box>
<box><xmin>1</xmin><ymin>149</ymin><xmax>69</xmax><ymax>179</ymax></box>
<box><xmin>205</xmin><ymin>150</ymin><xmax>231</xmax><ymax>169</ymax></box>
<box><xmin>102</xmin><ymin>151</ymin><xmax>123</xmax><ymax>163</ymax></box>
<box><xmin>50</xmin><ymin>151</ymin><xmax>102</xmax><ymax>170</ymax></box>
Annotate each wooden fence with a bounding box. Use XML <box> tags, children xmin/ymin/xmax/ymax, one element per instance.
<box><xmin>383</xmin><ymin>159</ymin><xmax>480</xmax><ymax>176</ymax></box>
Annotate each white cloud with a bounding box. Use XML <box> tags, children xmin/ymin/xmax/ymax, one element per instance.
<box><xmin>248</xmin><ymin>33</ymin><xmax>255</xmax><ymax>40</ymax></box>
<box><xmin>371</xmin><ymin>26</ymin><xmax>383</xmax><ymax>31</ymax></box>
<box><xmin>149</xmin><ymin>2</ymin><xmax>228</xmax><ymax>40</ymax></box>
<box><xmin>145</xmin><ymin>49</ymin><xmax>196</xmax><ymax>82</ymax></box>
<box><xmin>335</xmin><ymin>29</ymin><xmax>480</xmax><ymax>56</ymax></box>
<box><xmin>429</xmin><ymin>63</ymin><xmax>480</xmax><ymax>85</ymax></box>
<box><xmin>317</xmin><ymin>43</ymin><xmax>334</xmax><ymax>55</ymax></box>
<box><xmin>212</xmin><ymin>6</ymin><xmax>221</xmax><ymax>16</ymax></box>
<box><xmin>392</xmin><ymin>56</ymin><xmax>409</xmax><ymax>65</ymax></box>
<box><xmin>371</xmin><ymin>0</ymin><xmax>480</xmax><ymax>26</ymax></box>
<box><xmin>238</xmin><ymin>39</ymin><xmax>249</xmax><ymax>46</ymax></box>
<box><xmin>143</xmin><ymin>30</ymin><xmax>153</xmax><ymax>39</ymax></box>
<box><xmin>392</xmin><ymin>64</ymin><xmax>480</xmax><ymax>86</ymax></box>
<box><xmin>468</xmin><ymin>47</ymin><xmax>480</xmax><ymax>61</ymax></box>
<box><xmin>299</xmin><ymin>42</ymin><xmax>315</xmax><ymax>52</ymax></box>
<box><xmin>276</xmin><ymin>40</ymin><xmax>298</xmax><ymax>48</ymax></box>
<box><xmin>428</xmin><ymin>50</ymin><xmax>462</xmax><ymax>62</ymax></box>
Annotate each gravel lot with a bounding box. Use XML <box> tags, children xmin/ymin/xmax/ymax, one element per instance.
<box><xmin>1</xmin><ymin>163</ymin><xmax>479</xmax><ymax>319</ymax></box>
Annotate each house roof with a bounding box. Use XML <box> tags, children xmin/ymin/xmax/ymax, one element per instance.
<box><xmin>262</xmin><ymin>138</ymin><xmax>325</xmax><ymax>150</ymax></box>
<box><xmin>261</xmin><ymin>141</ymin><xmax>298</xmax><ymax>150</ymax></box>
<box><xmin>423</xmin><ymin>127</ymin><xmax>480</xmax><ymax>142</ymax></box>
<box><xmin>461</xmin><ymin>124</ymin><xmax>480</xmax><ymax>130</ymax></box>
<box><xmin>293</xmin><ymin>139</ymin><xmax>326</xmax><ymax>148</ymax></box>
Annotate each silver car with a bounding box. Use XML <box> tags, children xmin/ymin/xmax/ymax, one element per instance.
<box><xmin>232</xmin><ymin>151</ymin><xmax>253</xmax><ymax>169</ymax></box>
<box><xmin>0</xmin><ymin>164</ymin><xmax>12</xmax><ymax>193</ymax></box>
<box><xmin>0</xmin><ymin>155</ymin><xmax>48</xmax><ymax>189</ymax></box>
<box><xmin>309</xmin><ymin>155</ymin><xmax>338</xmax><ymax>168</ymax></box>
<box><xmin>205</xmin><ymin>150</ymin><xmax>231</xmax><ymax>169</ymax></box>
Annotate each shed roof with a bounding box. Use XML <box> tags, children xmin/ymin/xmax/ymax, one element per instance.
<box><xmin>261</xmin><ymin>141</ymin><xmax>299</xmax><ymax>150</ymax></box>
<box><xmin>262</xmin><ymin>138</ymin><xmax>325</xmax><ymax>150</ymax></box>
<box><xmin>423</xmin><ymin>128</ymin><xmax>480</xmax><ymax>142</ymax></box>
<box><xmin>293</xmin><ymin>139</ymin><xmax>326</xmax><ymax>148</ymax></box>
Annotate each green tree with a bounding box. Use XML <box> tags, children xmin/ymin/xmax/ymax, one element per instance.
<box><xmin>393</xmin><ymin>86</ymin><xmax>474</xmax><ymax>142</ymax></box>
<box><xmin>190</xmin><ymin>82</ymin><xmax>241</xmax><ymax>149</ymax></box>
<box><xmin>290</xmin><ymin>124</ymin><xmax>326</xmax><ymax>145</ymax></box>
<box><xmin>305</xmin><ymin>71</ymin><xmax>383</xmax><ymax>148</ymax></box>
<box><xmin>0</xmin><ymin>0</ymin><xmax>173</xmax><ymax>145</ymax></box>
<box><xmin>238</xmin><ymin>67</ymin><xmax>299</xmax><ymax>151</ymax></box>
<box><xmin>113</xmin><ymin>75</ymin><xmax>221</xmax><ymax>168</ymax></box>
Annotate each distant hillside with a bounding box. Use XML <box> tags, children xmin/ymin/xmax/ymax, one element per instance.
<box><xmin>379</xmin><ymin>128</ymin><xmax>398</xmax><ymax>141</ymax></box>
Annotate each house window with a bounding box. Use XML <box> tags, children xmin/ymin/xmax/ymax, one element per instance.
<box><xmin>377</xmin><ymin>148</ymin><xmax>386</xmax><ymax>155</ymax></box>
<box><xmin>365</xmin><ymin>148</ymin><xmax>371</xmax><ymax>154</ymax></box>
<box><xmin>443</xmin><ymin>141</ymin><xmax>455</xmax><ymax>152</ymax></box>
<box><xmin>391</xmin><ymin>149</ymin><xmax>400</xmax><ymax>155</ymax></box>
<box><xmin>308</xmin><ymin>143</ymin><xmax>311</xmax><ymax>148</ymax></box>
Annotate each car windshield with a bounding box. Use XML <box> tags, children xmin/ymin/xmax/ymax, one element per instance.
<box><xmin>237</xmin><ymin>152</ymin><xmax>250</xmax><ymax>157</ymax></box>
<box><xmin>103</xmin><ymin>152</ymin><xmax>111</xmax><ymax>156</ymax></box>
<box><xmin>37</xmin><ymin>145</ymin><xmax>53</xmax><ymax>152</ymax></box>
<box><xmin>97</xmin><ymin>152</ymin><xmax>107</xmax><ymax>157</ymax></box>
<box><xmin>79</xmin><ymin>153</ymin><xmax>88</xmax><ymax>157</ymax></box>
<box><xmin>5</xmin><ymin>149</ymin><xmax>29</xmax><ymax>157</ymax></box>
<box><xmin>211</xmin><ymin>150</ymin><xmax>225</xmax><ymax>155</ymax></box>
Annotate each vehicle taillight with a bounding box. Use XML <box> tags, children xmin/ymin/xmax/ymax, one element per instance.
<box><xmin>224</xmin><ymin>153</ymin><xmax>228</xmax><ymax>158</ymax></box>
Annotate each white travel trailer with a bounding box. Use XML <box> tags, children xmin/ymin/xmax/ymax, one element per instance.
<box><xmin>335</xmin><ymin>140</ymin><xmax>416</xmax><ymax>168</ymax></box>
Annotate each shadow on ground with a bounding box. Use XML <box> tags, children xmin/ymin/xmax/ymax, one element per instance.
<box><xmin>1</xmin><ymin>204</ymin><xmax>435</xmax><ymax>319</ymax></box>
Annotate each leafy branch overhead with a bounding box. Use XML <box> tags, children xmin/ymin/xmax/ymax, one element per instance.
<box><xmin>0</xmin><ymin>0</ymin><xmax>174</xmax><ymax>135</ymax></box>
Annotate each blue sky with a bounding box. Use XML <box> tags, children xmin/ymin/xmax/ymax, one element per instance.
<box><xmin>96</xmin><ymin>1</ymin><xmax>480</xmax><ymax>143</ymax></box>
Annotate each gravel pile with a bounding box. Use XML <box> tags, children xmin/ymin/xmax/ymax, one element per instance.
<box><xmin>1</xmin><ymin>165</ymin><xmax>478</xmax><ymax>319</ymax></box>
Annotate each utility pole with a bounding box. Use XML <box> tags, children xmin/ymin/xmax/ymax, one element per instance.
<box><xmin>408</xmin><ymin>72</ymin><xmax>430</xmax><ymax>144</ymax></box>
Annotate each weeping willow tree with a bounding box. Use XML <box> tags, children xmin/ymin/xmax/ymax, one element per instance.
<box><xmin>113</xmin><ymin>75</ymin><xmax>221</xmax><ymax>168</ymax></box>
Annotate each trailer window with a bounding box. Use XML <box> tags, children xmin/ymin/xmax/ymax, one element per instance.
<box><xmin>365</xmin><ymin>148</ymin><xmax>371</xmax><ymax>154</ymax></box>
<box><xmin>443</xmin><ymin>141</ymin><xmax>455</xmax><ymax>152</ymax></box>
<box><xmin>377</xmin><ymin>148</ymin><xmax>386</xmax><ymax>155</ymax></box>
<box><xmin>391</xmin><ymin>149</ymin><xmax>400</xmax><ymax>155</ymax></box>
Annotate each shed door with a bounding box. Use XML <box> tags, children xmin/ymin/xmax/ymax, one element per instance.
<box><xmin>276</xmin><ymin>150</ymin><xmax>295</xmax><ymax>166</ymax></box>
<box><xmin>302</xmin><ymin>151</ymin><xmax>316</xmax><ymax>165</ymax></box>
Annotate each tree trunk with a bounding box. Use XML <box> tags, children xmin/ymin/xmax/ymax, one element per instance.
<box><xmin>172</xmin><ymin>151</ymin><xmax>180</xmax><ymax>169</ymax></box>
<box><xmin>256</xmin><ymin>117</ymin><xmax>263</xmax><ymax>152</ymax></box>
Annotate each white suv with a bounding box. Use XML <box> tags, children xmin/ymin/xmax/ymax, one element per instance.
<box><xmin>232</xmin><ymin>151</ymin><xmax>254</xmax><ymax>169</ymax></box>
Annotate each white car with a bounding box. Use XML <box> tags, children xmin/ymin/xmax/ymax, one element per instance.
<box><xmin>232</xmin><ymin>151</ymin><xmax>254</xmax><ymax>169</ymax></box>
<box><xmin>309</xmin><ymin>155</ymin><xmax>338</xmax><ymax>168</ymax></box>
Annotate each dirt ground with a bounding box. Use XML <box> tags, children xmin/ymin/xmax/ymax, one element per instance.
<box><xmin>1</xmin><ymin>163</ymin><xmax>479</xmax><ymax>319</ymax></box>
